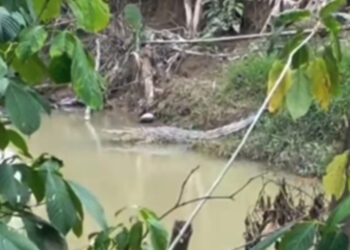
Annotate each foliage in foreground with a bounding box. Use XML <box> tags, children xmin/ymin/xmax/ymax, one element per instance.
<box><xmin>250</xmin><ymin>0</ymin><xmax>350</xmax><ymax>249</ymax></box>
<box><xmin>0</xmin><ymin>0</ymin><xmax>169</xmax><ymax>249</ymax></box>
<box><xmin>0</xmin><ymin>0</ymin><xmax>349</xmax><ymax>249</ymax></box>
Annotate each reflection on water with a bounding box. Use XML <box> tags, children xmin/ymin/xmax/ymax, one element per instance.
<box><xmin>28</xmin><ymin>110</ymin><xmax>315</xmax><ymax>250</ymax></box>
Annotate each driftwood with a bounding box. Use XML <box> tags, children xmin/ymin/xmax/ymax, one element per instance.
<box><xmin>103</xmin><ymin>114</ymin><xmax>255</xmax><ymax>143</ymax></box>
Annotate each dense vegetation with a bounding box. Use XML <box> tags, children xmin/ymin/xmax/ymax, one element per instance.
<box><xmin>1</xmin><ymin>0</ymin><xmax>350</xmax><ymax>250</ymax></box>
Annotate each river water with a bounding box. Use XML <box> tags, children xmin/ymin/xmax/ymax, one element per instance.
<box><xmin>27</xmin><ymin>110</ymin><xmax>316</xmax><ymax>250</ymax></box>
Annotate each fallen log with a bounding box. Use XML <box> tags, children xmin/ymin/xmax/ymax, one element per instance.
<box><xmin>103</xmin><ymin>114</ymin><xmax>256</xmax><ymax>144</ymax></box>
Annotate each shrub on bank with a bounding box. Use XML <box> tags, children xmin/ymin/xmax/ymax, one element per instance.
<box><xmin>201</xmin><ymin>50</ymin><xmax>350</xmax><ymax>176</ymax></box>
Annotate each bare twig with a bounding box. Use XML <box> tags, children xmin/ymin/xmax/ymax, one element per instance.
<box><xmin>171</xmin><ymin>46</ymin><xmax>240</xmax><ymax>59</ymax></box>
<box><xmin>175</xmin><ymin>166</ymin><xmax>200</xmax><ymax>206</ymax></box>
<box><xmin>231</xmin><ymin>219</ymin><xmax>304</xmax><ymax>250</ymax></box>
<box><xmin>160</xmin><ymin>171</ymin><xmax>266</xmax><ymax>220</ymax></box>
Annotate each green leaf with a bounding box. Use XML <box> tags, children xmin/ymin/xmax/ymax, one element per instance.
<box><xmin>1</xmin><ymin>0</ymin><xmax>31</xmax><ymax>14</ymax></box>
<box><xmin>326</xmin><ymin>196</ymin><xmax>350</xmax><ymax>231</ymax></box>
<box><xmin>68</xmin><ymin>181</ymin><xmax>108</xmax><ymax>229</ymax></box>
<box><xmin>71</xmin><ymin>40</ymin><xmax>104</xmax><ymax>110</ymax></box>
<box><xmin>323</xmin><ymin>152</ymin><xmax>348</xmax><ymax>200</ymax></box>
<box><xmin>124</xmin><ymin>4</ymin><xmax>143</xmax><ymax>32</ymax></box>
<box><xmin>251</xmin><ymin>223</ymin><xmax>294</xmax><ymax>250</ymax></box>
<box><xmin>0</xmin><ymin>56</ymin><xmax>8</xmax><ymax>77</ymax></box>
<box><xmin>50</xmin><ymin>31</ymin><xmax>75</xmax><ymax>57</ymax></box>
<box><xmin>11</xmin><ymin>54</ymin><xmax>47</xmax><ymax>85</ymax></box>
<box><xmin>27</xmin><ymin>89</ymin><xmax>51</xmax><ymax>115</ymax></box>
<box><xmin>308</xmin><ymin>58</ymin><xmax>332</xmax><ymax>110</ymax></box>
<box><xmin>320</xmin><ymin>0</ymin><xmax>346</xmax><ymax>19</ymax></box>
<box><xmin>292</xmin><ymin>45</ymin><xmax>310</xmax><ymax>69</ymax></box>
<box><xmin>67</xmin><ymin>185</ymin><xmax>84</xmax><ymax>237</ymax></box>
<box><xmin>0</xmin><ymin>122</ymin><xmax>9</xmax><ymax>149</ymax></box>
<box><xmin>318</xmin><ymin>230</ymin><xmax>348</xmax><ymax>250</ymax></box>
<box><xmin>267</xmin><ymin>60</ymin><xmax>292</xmax><ymax>113</ymax></box>
<box><xmin>27</xmin><ymin>170</ymin><xmax>45</xmax><ymax>203</ymax></box>
<box><xmin>90</xmin><ymin>227</ymin><xmax>117</xmax><ymax>249</ymax></box>
<box><xmin>331</xmin><ymin>32</ymin><xmax>341</xmax><ymax>62</ymax></box>
<box><xmin>279</xmin><ymin>222</ymin><xmax>318</xmax><ymax>250</ymax></box>
<box><xmin>49</xmin><ymin>53</ymin><xmax>72</xmax><ymax>84</ymax></box>
<box><xmin>115</xmin><ymin>228</ymin><xmax>129</xmax><ymax>250</ymax></box>
<box><xmin>275</xmin><ymin>9</ymin><xmax>311</xmax><ymax>26</ymax></box>
<box><xmin>280</xmin><ymin>33</ymin><xmax>307</xmax><ymax>64</ymax></box>
<box><xmin>323</xmin><ymin>46</ymin><xmax>340</xmax><ymax>95</ymax></box>
<box><xmin>16</xmin><ymin>25</ymin><xmax>47</xmax><ymax>61</ymax></box>
<box><xmin>0</xmin><ymin>163</ymin><xmax>29</xmax><ymax>205</ymax></box>
<box><xmin>0</xmin><ymin>7</ymin><xmax>22</xmax><ymax>42</ymax></box>
<box><xmin>0</xmin><ymin>222</ymin><xmax>39</xmax><ymax>250</ymax></box>
<box><xmin>40</xmin><ymin>158</ymin><xmax>62</xmax><ymax>172</ymax></box>
<box><xmin>7</xmin><ymin>129</ymin><xmax>31</xmax><ymax>158</ymax></box>
<box><xmin>67</xmin><ymin>0</ymin><xmax>110</xmax><ymax>33</ymax></box>
<box><xmin>129</xmin><ymin>221</ymin><xmax>143</xmax><ymax>250</ymax></box>
<box><xmin>139</xmin><ymin>207</ymin><xmax>159</xmax><ymax>221</ymax></box>
<box><xmin>32</xmin><ymin>0</ymin><xmax>63</xmax><ymax>22</ymax></box>
<box><xmin>286</xmin><ymin>70</ymin><xmax>312</xmax><ymax>120</ymax></box>
<box><xmin>13</xmin><ymin>164</ymin><xmax>44</xmax><ymax>203</ymax></box>
<box><xmin>5</xmin><ymin>82</ymin><xmax>41</xmax><ymax>135</ymax></box>
<box><xmin>0</xmin><ymin>78</ymin><xmax>9</xmax><ymax>97</ymax></box>
<box><xmin>23</xmin><ymin>214</ymin><xmax>68</xmax><ymax>250</ymax></box>
<box><xmin>322</xmin><ymin>16</ymin><xmax>342</xmax><ymax>36</ymax></box>
<box><xmin>148</xmin><ymin>219</ymin><xmax>169</xmax><ymax>250</ymax></box>
<box><xmin>45</xmin><ymin>170</ymin><xmax>78</xmax><ymax>235</ymax></box>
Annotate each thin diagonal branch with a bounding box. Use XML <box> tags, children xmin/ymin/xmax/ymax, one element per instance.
<box><xmin>168</xmin><ymin>22</ymin><xmax>322</xmax><ymax>250</ymax></box>
<box><xmin>175</xmin><ymin>166</ymin><xmax>200</xmax><ymax>206</ymax></box>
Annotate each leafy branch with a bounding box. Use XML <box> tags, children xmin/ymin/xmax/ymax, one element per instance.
<box><xmin>169</xmin><ymin>21</ymin><xmax>322</xmax><ymax>250</ymax></box>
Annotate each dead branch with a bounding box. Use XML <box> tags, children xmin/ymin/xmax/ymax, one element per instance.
<box><xmin>175</xmin><ymin>166</ymin><xmax>201</xmax><ymax>206</ymax></box>
<box><xmin>159</xmin><ymin>168</ymin><xmax>266</xmax><ymax>219</ymax></box>
<box><xmin>145</xmin><ymin>26</ymin><xmax>350</xmax><ymax>45</ymax></box>
<box><xmin>171</xmin><ymin>46</ymin><xmax>241</xmax><ymax>59</ymax></box>
<box><xmin>232</xmin><ymin>219</ymin><xmax>303</xmax><ymax>250</ymax></box>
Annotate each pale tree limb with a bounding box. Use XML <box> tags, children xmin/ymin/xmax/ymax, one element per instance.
<box><xmin>146</xmin><ymin>25</ymin><xmax>350</xmax><ymax>45</ymax></box>
<box><xmin>260</xmin><ymin>0</ymin><xmax>281</xmax><ymax>34</ymax></box>
<box><xmin>231</xmin><ymin>219</ymin><xmax>304</xmax><ymax>250</ymax></box>
<box><xmin>168</xmin><ymin>22</ymin><xmax>321</xmax><ymax>250</ymax></box>
<box><xmin>192</xmin><ymin>0</ymin><xmax>203</xmax><ymax>35</ymax></box>
<box><xmin>184</xmin><ymin>0</ymin><xmax>193</xmax><ymax>32</ymax></box>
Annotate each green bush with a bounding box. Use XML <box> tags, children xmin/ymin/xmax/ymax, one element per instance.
<box><xmin>218</xmin><ymin>54</ymin><xmax>275</xmax><ymax>107</ymax></box>
<box><xmin>204</xmin><ymin>49</ymin><xmax>350</xmax><ymax>176</ymax></box>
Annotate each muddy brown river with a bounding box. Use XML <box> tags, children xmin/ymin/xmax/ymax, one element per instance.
<box><xmin>27</xmin><ymin>110</ymin><xmax>317</xmax><ymax>250</ymax></box>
